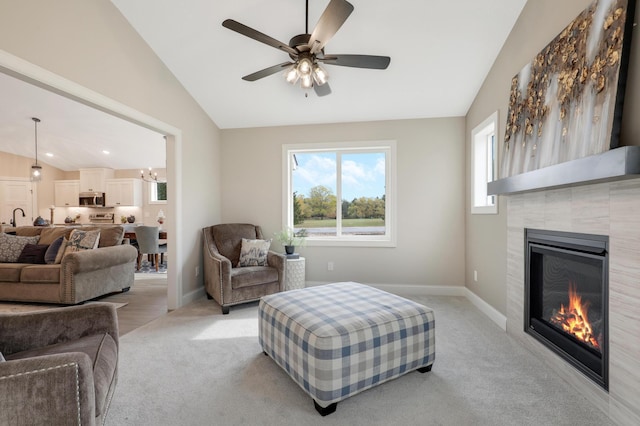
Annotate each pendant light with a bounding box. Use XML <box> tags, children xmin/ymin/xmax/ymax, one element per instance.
<box><xmin>30</xmin><ymin>117</ymin><xmax>42</xmax><ymax>182</ymax></box>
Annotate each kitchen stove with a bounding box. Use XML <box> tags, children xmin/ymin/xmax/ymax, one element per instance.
<box><xmin>89</xmin><ymin>213</ymin><xmax>114</xmax><ymax>223</ymax></box>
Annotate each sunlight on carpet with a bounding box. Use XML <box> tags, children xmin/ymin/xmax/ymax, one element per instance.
<box><xmin>191</xmin><ymin>317</ymin><xmax>258</xmax><ymax>340</ymax></box>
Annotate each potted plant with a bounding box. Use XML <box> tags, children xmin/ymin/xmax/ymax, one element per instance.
<box><xmin>275</xmin><ymin>227</ymin><xmax>307</xmax><ymax>255</ymax></box>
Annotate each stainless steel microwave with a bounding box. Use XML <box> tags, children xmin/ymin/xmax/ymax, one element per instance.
<box><xmin>79</xmin><ymin>192</ymin><xmax>105</xmax><ymax>207</ymax></box>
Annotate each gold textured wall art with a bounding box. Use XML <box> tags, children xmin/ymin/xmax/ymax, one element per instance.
<box><xmin>501</xmin><ymin>0</ymin><xmax>636</xmax><ymax>178</ymax></box>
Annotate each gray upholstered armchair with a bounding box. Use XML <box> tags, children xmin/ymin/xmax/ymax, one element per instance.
<box><xmin>0</xmin><ymin>303</ymin><xmax>119</xmax><ymax>426</ymax></box>
<box><xmin>202</xmin><ymin>223</ymin><xmax>286</xmax><ymax>314</ymax></box>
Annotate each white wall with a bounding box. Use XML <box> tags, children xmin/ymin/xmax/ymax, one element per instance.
<box><xmin>221</xmin><ymin>117</ymin><xmax>466</xmax><ymax>289</ymax></box>
<box><xmin>0</xmin><ymin>0</ymin><xmax>222</xmax><ymax>305</ymax></box>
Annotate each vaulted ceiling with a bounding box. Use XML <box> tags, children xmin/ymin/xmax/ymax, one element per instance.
<box><xmin>0</xmin><ymin>0</ymin><xmax>527</xmax><ymax>171</ymax></box>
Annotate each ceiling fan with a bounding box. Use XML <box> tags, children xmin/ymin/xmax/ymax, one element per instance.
<box><xmin>222</xmin><ymin>0</ymin><xmax>391</xmax><ymax>97</ymax></box>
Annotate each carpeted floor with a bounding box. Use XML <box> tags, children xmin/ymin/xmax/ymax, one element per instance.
<box><xmin>106</xmin><ymin>292</ymin><xmax>613</xmax><ymax>426</ymax></box>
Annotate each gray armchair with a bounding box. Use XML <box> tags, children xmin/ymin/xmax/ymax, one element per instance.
<box><xmin>0</xmin><ymin>303</ymin><xmax>119</xmax><ymax>426</ymax></box>
<box><xmin>203</xmin><ymin>223</ymin><xmax>285</xmax><ymax>314</ymax></box>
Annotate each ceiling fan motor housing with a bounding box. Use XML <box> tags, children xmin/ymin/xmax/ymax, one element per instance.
<box><xmin>289</xmin><ymin>34</ymin><xmax>312</xmax><ymax>58</ymax></box>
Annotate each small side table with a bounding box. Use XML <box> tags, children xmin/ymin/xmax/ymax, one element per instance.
<box><xmin>285</xmin><ymin>257</ymin><xmax>306</xmax><ymax>291</ymax></box>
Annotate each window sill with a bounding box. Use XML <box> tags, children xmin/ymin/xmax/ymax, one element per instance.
<box><xmin>305</xmin><ymin>238</ymin><xmax>396</xmax><ymax>248</ymax></box>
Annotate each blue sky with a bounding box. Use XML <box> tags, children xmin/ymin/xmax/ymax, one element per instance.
<box><xmin>293</xmin><ymin>152</ymin><xmax>386</xmax><ymax>201</ymax></box>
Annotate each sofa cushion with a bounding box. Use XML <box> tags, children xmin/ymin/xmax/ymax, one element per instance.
<box><xmin>14</xmin><ymin>227</ymin><xmax>43</xmax><ymax>238</ymax></box>
<box><xmin>38</xmin><ymin>227</ymin><xmax>73</xmax><ymax>245</ymax></box>
<box><xmin>20</xmin><ymin>265</ymin><xmax>61</xmax><ymax>284</ymax></box>
<box><xmin>63</xmin><ymin>229</ymin><xmax>100</xmax><ymax>257</ymax></box>
<box><xmin>44</xmin><ymin>236</ymin><xmax>65</xmax><ymax>264</ymax></box>
<box><xmin>0</xmin><ymin>263</ymin><xmax>28</xmax><ymax>282</ymax></box>
<box><xmin>5</xmin><ymin>332</ymin><xmax>118</xmax><ymax>418</ymax></box>
<box><xmin>231</xmin><ymin>265</ymin><xmax>278</xmax><ymax>289</ymax></box>
<box><xmin>0</xmin><ymin>234</ymin><xmax>40</xmax><ymax>263</ymax></box>
<box><xmin>238</xmin><ymin>238</ymin><xmax>270</xmax><ymax>267</ymax></box>
<box><xmin>96</xmin><ymin>226</ymin><xmax>124</xmax><ymax>248</ymax></box>
<box><xmin>17</xmin><ymin>244</ymin><xmax>49</xmax><ymax>264</ymax></box>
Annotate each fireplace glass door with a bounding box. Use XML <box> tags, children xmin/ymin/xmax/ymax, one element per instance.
<box><xmin>525</xmin><ymin>229</ymin><xmax>608</xmax><ymax>389</ymax></box>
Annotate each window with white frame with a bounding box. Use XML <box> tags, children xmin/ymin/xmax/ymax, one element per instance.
<box><xmin>283</xmin><ymin>141</ymin><xmax>396</xmax><ymax>247</ymax></box>
<box><xmin>149</xmin><ymin>180</ymin><xmax>167</xmax><ymax>204</ymax></box>
<box><xmin>471</xmin><ymin>111</ymin><xmax>498</xmax><ymax>214</ymax></box>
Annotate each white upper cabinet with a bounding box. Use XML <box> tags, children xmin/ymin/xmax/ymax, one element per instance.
<box><xmin>54</xmin><ymin>180</ymin><xmax>80</xmax><ymax>207</ymax></box>
<box><xmin>105</xmin><ymin>178</ymin><xmax>142</xmax><ymax>207</ymax></box>
<box><xmin>79</xmin><ymin>168</ymin><xmax>114</xmax><ymax>193</ymax></box>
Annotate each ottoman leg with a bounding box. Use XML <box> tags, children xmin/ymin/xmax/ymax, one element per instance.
<box><xmin>314</xmin><ymin>400</ymin><xmax>337</xmax><ymax>416</ymax></box>
<box><xmin>417</xmin><ymin>364</ymin><xmax>433</xmax><ymax>373</ymax></box>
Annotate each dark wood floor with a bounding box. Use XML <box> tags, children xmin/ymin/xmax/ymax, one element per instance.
<box><xmin>98</xmin><ymin>274</ymin><xmax>169</xmax><ymax>335</ymax></box>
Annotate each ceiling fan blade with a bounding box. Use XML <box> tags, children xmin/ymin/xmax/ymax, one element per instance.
<box><xmin>319</xmin><ymin>54</ymin><xmax>391</xmax><ymax>69</ymax></box>
<box><xmin>308</xmin><ymin>0</ymin><xmax>354</xmax><ymax>54</ymax></box>
<box><xmin>313</xmin><ymin>83</ymin><xmax>332</xmax><ymax>97</ymax></box>
<box><xmin>242</xmin><ymin>62</ymin><xmax>293</xmax><ymax>82</ymax></box>
<box><xmin>222</xmin><ymin>19</ymin><xmax>298</xmax><ymax>56</ymax></box>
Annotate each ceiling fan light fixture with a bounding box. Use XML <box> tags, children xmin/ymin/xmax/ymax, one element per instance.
<box><xmin>297</xmin><ymin>57</ymin><xmax>313</xmax><ymax>76</ymax></box>
<box><xmin>300</xmin><ymin>74</ymin><xmax>313</xmax><ymax>89</ymax></box>
<box><xmin>312</xmin><ymin>64</ymin><xmax>329</xmax><ymax>86</ymax></box>
<box><xmin>284</xmin><ymin>65</ymin><xmax>299</xmax><ymax>85</ymax></box>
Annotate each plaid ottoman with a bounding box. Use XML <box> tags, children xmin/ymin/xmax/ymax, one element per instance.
<box><xmin>258</xmin><ymin>281</ymin><xmax>436</xmax><ymax>415</ymax></box>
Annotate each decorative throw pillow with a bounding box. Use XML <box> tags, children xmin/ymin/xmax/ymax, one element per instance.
<box><xmin>17</xmin><ymin>244</ymin><xmax>49</xmax><ymax>264</ymax></box>
<box><xmin>237</xmin><ymin>238</ymin><xmax>270</xmax><ymax>267</ymax></box>
<box><xmin>54</xmin><ymin>237</ymin><xmax>68</xmax><ymax>264</ymax></box>
<box><xmin>0</xmin><ymin>233</ymin><xmax>40</xmax><ymax>263</ymax></box>
<box><xmin>44</xmin><ymin>236</ymin><xmax>65</xmax><ymax>264</ymax></box>
<box><xmin>62</xmin><ymin>230</ymin><xmax>101</xmax><ymax>258</ymax></box>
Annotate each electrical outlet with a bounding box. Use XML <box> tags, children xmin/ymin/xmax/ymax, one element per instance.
<box><xmin>474</xmin><ymin>270</ymin><xmax>478</xmax><ymax>282</ymax></box>
<box><xmin>195</xmin><ymin>266</ymin><xmax>199</xmax><ymax>277</ymax></box>
<box><xmin>328</xmin><ymin>261</ymin><xmax>334</xmax><ymax>271</ymax></box>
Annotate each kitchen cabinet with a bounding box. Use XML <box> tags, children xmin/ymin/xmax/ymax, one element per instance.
<box><xmin>105</xmin><ymin>178</ymin><xmax>142</xmax><ymax>206</ymax></box>
<box><xmin>79</xmin><ymin>168</ymin><xmax>114</xmax><ymax>193</ymax></box>
<box><xmin>54</xmin><ymin>180</ymin><xmax>80</xmax><ymax>207</ymax></box>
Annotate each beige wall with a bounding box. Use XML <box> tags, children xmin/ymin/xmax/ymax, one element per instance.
<box><xmin>0</xmin><ymin>0</ymin><xmax>222</xmax><ymax>303</ymax></box>
<box><xmin>221</xmin><ymin>117</ymin><xmax>466</xmax><ymax>288</ymax></box>
<box><xmin>465</xmin><ymin>0</ymin><xmax>640</xmax><ymax>315</ymax></box>
<box><xmin>0</xmin><ymin>150</ymin><xmax>67</xmax><ymax>223</ymax></box>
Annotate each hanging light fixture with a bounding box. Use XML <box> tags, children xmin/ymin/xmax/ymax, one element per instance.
<box><xmin>30</xmin><ymin>117</ymin><xmax>42</xmax><ymax>182</ymax></box>
<box><xmin>283</xmin><ymin>54</ymin><xmax>329</xmax><ymax>91</ymax></box>
<box><xmin>140</xmin><ymin>167</ymin><xmax>158</xmax><ymax>182</ymax></box>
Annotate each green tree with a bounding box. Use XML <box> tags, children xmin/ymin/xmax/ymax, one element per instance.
<box><xmin>341</xmin><ymin>199</ymin><xmax>352</xmax><ymax>219</ymax></box>
<box><xmin>347</xmin><ymin>196</ymin><xmax>385</xmax><ymax>219</ymax></box>
<box><xmin>307</xmin><ymin>185</ymin><xmax>335</xmax><ymax>219</ymax></box>
<box><xmin>293</xmin><ymin>192</ymin><xmax>304</xmax><ymax>225</ymax></box>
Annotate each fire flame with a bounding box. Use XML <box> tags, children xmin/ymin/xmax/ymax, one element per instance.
<box><xmin>549</xmin><ymin>282</ymin><xmax>600</xmax><ymax>350</ymax></box>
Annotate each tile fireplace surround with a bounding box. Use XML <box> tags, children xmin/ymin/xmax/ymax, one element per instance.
<box><xmin>507</xmin><ymin>179</ymin><xmax>640</xmax><ymax>425</ymax></box>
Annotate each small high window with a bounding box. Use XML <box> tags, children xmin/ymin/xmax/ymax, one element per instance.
<box><xmin>149</xmin><ymin>180</ymin><xmax>167</xmax><ymax>204</ymax></box>
<box><xmin>471</xmin><ymin>112</ymin><xmax>498</xmax><ymax>214</ymax></box>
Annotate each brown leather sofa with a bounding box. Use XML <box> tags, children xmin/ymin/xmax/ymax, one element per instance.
<box><xmin>0</xmin><ymin>225</ymin><xmax>137</xmax><ymax>304</ymax></box>
<box><xmin>203</xmin><ymin>223</ymin><xmax>285</xmax><ymax>314</ymax></box>
<box><xmin>0</xmin><ymin>303</ymin><xmax>119</xmax><ymax>425</ymax></box>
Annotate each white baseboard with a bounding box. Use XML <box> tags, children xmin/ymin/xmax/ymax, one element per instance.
<box><xmin>304</xmin><ymin>281</ymin><xmax>466</xmax><ymax>297</ymax></box>
<box><xmin>464</xmin><ymin>288</ymin><xmax>507</xmax><ymax>331</ymax></box>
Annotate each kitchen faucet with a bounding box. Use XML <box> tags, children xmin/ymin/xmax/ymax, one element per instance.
<box><xmin>11</xmin><ymin>208</ymin><xmax>25</xmax><ymax>227</ymax></box>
